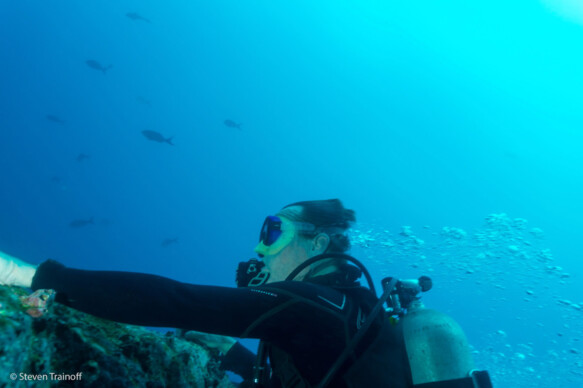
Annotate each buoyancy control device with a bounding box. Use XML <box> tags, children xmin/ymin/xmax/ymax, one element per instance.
<box><xmin>238</xmin><ymin>253</ymin><xmax>493</xmax><ymax>388</ymax></box>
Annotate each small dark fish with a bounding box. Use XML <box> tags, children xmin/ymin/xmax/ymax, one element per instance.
<box><xmin>85</xmin><ymin>60</ymin><xmax>112</xmax><ymax>74</ymax></box>
<box><xmin>224</xmin><ymin>119</ymin><xmax>242</xmax><ymax>129</ymax></box>
<box><xmin>69</xmin><ymin>217</ymin><xmax>94</xmax><ymax>228</ymax></box>
<box><xmin>142</xmin><ymin>130</ymin><xmax>174</xmax><ymax>145</ymax></box>
<box><xmin>76</xmin><ymin>153</ymin><xmax>90</xmax><ymax>162</ymax></box>
<box><xmin>136</xmin><ymin>96</ymin><xmax>151</xmax><ymax>106</ymax></box>
<box><xmin>46</xmin><ymin>114</ymin><xmax>65</xmax><ymax>125</ymax></box>
<box><xmin>161</xmin><ymin>238</ymin><xmax>178</xmax><ymax>247</ymax></box>
<box><xmin>126</xmin><ymin>12</ymin><xmax>151</xmax><ymax>23</ymax></box>
<box><xmin>50</xmin><ymin>176</ymin><xmax>68</xmax><ymax>191</ymax></box>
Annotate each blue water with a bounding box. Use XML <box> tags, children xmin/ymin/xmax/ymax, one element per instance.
<box><xmin>1</xmin><ymin>1</ymin><xmax>582</xmax><ymax>386</ymax></box>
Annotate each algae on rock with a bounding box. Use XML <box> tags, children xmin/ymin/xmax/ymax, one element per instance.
<box><xmin>0</xmin><ymin>285</ymin><xmax>234</xmax><ymax>387</ymax></box>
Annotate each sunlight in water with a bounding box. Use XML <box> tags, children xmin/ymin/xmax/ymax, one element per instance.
<box><xmin>542</xmin><ymin>0</ymin><xmax>583</xmax><ymax>24</ymax></box>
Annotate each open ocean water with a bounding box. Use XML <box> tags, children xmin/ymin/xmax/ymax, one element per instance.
<box><xmin>1</xmin><ymin>1</ymin><xmax>582</xmax><ymax>386</ymax></box>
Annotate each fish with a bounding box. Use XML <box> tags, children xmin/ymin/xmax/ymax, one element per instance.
<box><xmin>224</xmin><ymin>119</ymin><xmax>242</xmax><ymax>129</ymax></box>
<box><xmin>85</xmin><ymin>60</ymin><xmax>112</xmax><ymax>74</ymax></box>
<box><xmin>76</xmin><ymin>153</ymin><xmax>90</xmax><ymax>162</ymax></box>
<box><xmin>50</xmin><ymin>176</ymin><xmax>67</xmax><ymax>191</ymax></box>
<box><xmin>126</xmin><ymin>12</ymin><xmax>151</xmax><ymax>23</ymax></box>
<box><xmin>161</xmin><ymin>238</ymin><xmax>178</xmax><ymax>247</ymax></box>
<box><xmin>69</xmin><ymin>217</ymin><xmax>94</xmax><ymax>228</ymax></box>
<box><xmin>141</xmin><ymin>130</ymin><xmax>174</xmax><ymax>145</ymax></box>
<box><xmin>46</xmin><ymin>115</ymin><xmax>65</xmax><ymax>125</ymax></box>
<box><xmin>136</xmin><ymin>96</ymin><xmax>151</xmax><ymax>106</ymax></box>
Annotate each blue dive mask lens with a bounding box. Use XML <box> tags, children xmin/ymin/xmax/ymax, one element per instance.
<box><xmin>259</xmin><ymin>216</ymin><xmax>283</xmax><ymax>246</ymax></box>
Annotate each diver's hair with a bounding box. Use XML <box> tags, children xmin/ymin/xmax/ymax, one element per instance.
<box><xmin>279</xmin><ymin>199</ymin><xmax>356</xmax><ymax>253</ymax></box>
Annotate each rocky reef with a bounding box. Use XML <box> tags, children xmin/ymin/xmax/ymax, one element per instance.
<box><xmin>0</xmin><ymin>286</ymin><xmax>234</xmax><ymax>387</ymax></box>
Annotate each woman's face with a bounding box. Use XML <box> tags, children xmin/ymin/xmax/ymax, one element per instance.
<box><xmin>261</xmin><ymin>232</ymin><xmax>311</xmax><ymax>283</ymax></box>
<box><xmin>254</xmin><ymin>207</ymin><xmax>315</xmax><ymax>283</ymax></box>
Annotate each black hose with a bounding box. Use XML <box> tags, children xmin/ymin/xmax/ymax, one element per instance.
<box><xmin>285</xmin><ymin>253</ymin><xmax>377</xmax><ymax>296</ymax></box>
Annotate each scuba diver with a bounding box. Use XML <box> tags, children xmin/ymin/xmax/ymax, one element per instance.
<box><xmin>0</xmin><ymin>199</ymin><xmax>492</xmax><ymax>387</ymax></box>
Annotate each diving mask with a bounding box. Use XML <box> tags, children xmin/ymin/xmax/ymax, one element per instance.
<box><xmin>255</xmin><ymin>215</ymin><xmax>316</xmax><ymax>257</ymax></box>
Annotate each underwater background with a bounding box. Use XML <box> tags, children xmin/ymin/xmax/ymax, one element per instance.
<box><xmin>1</xmin><ymin>1</ymin><xmax>582</xmax><ymax>386</ymax></box>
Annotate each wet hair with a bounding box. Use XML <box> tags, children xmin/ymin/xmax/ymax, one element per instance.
<box><xmin>278</xmin><ymin>199</ymin><xmax>356</xmax><ymax>253</ymax></box>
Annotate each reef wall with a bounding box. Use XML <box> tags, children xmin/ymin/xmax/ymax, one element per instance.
<box><xmin>0</xmin><ymin>286</ymin><xmax>234</xmax><ymax>387</ymax></box>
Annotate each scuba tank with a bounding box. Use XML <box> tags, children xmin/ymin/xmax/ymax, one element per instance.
<box><xmin>404</xmin><ymin>306</ymin><xmax>475</xmax><ymax>384</ymax></box>
<box><xmin>385</xmin><ymin>277</ymin><xmax>491</xmax><ymax>388</ymax></box>
<box><xmin>388</xmin><ymin>278</ymin><xmax>476</xmax><ymax>384</ymax></box>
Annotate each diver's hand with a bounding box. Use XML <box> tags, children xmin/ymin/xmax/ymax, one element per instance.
<box><xmin>183</xmin><ymin>330</ymin><xmax>237</xmax><ymax>354</ymax></box>
<box><xmin>0</xmin><ymin>250</ymin><xmax>37</xmax><ymax>288</ymax></box>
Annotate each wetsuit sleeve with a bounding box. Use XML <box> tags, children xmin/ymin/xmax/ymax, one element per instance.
<box><xmin>32</xmin><ymin>260</ymin><xmax>377</xmax><ymax>386</ymax></box>
<box><xmin>32</xmin><ymin>260</ymin><xmax>283</xmax><ymax>337</ymax></box>
<box><xmin>219</xmin><ymin>342</ymin><xmax>256</xmax><ymax>382</ymax></box>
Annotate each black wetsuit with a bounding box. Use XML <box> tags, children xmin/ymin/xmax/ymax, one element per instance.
<box><xmin>219</xmin><ymin>342</ymin><xmax>257</xmax><ymax>386</ymax></box>
<box><xmin>32</xmin><ymin>260</ymin><xmax>411</xmax><ymax>387</ymax></box>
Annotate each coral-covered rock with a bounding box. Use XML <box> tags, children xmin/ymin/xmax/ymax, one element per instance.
<box><xmin>0</xmin><ymin>286</ymin><xmax>234</xmax><ymax>387</ymax></box>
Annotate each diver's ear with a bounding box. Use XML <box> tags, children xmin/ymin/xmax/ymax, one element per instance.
<box><xmin>311</xmin><ymin>233</ymin><xmax>330</xmax><ymax>255</ymax></box>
